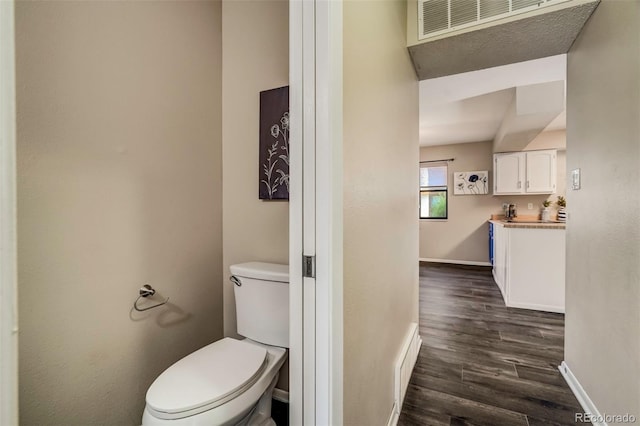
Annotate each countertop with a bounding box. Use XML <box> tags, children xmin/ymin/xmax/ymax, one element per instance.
<box><xmin>489</xmin><ymin>219</ymin><xmax>566</xmax><ymax>230</ymax></box>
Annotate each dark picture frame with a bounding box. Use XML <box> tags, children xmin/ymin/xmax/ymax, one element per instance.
<box><xmin>259</xmin><ymin>86</ymin><xmax>290</xmax><ymax>200</ymax></box>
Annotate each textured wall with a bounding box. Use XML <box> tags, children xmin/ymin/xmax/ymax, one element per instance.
<box><xmin>221</xmin><ymin>0</ymin><xmax>289</xmax><ymax>388</ymax></box>
<box><xmin>16</xmin><ymin>2</ymin><xmax>223</xmax><ymax>424</ymax></box>
<box><xmin>343</xmin><ymin>0</ymin><xmax>420</xmax><ymax>424</ymax></box>
<box><xmin>419</xmin><ymin>134</ymin><xmax>566</xmax><ymax>264</ymax></box>
<box><xmin>565</xmin><ymin>0</ymin><xmax>640</xmax><ymax>419</ymax></box>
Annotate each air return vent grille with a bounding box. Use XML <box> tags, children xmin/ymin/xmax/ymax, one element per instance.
<box><xmin>422</xmin><ymin>0</ymin><xmax>448</xmax><ymax>34</ymax></box>
<box><xmin>450</xmin><ymin>0</ymin><xmax>478</xmax><ymax>28</ymax></box>
<box><xmin>418</xmin><ymin>0</ymin><xmax>568</xmax><ymax>40</ymax></box>
<box><xmin>480</xmin><ymin>0</ymin><xmax>510</xmax><ymax>19</ymax></box>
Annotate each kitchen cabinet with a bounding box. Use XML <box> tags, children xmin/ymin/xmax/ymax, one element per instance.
<box><xmin>494</xmin><ymin>152</ymin><xmax>525</xmax><ymax>194</ymax></box>
<box><xmin>489</xmin><ymin>222</ymin><xmax>494</xmax><ymax>266</ymax></box>
<box><xmin>493</xmin><ymin>150</ymin><xmax>557</xmax><ymax>195</ymax></box>
<box><xmin>491</xmin><ymin>221</ymin><xmax>565</xmax><ymax>313</ymax></box>
<box><xmin>525</xmin><ymin>150</ymin><xmax>557</xmax><ymax>193</ymax></box>
<box><xmin>492</xmin><ymin>223</ymin><xmax>507</xmax><ymax>297</ymax></box>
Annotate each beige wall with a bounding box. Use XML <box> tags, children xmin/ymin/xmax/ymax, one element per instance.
<box><xmin>16</xmin><ymin>1</ymin><xmax>223</xmax><ymax>425</ymax></box>
<box><xmin>221</xmin><ymin>0</ymin><xmax>289</xmax><ymax>341</ymax></box>
<box><xmin>420</xmin><ymin>141</ymin><xmax>499</xmax><ymax>264</ymax></box>
<box><xmin>565</xmin><ymin>0</ymin><xmax>640</xmax><ymax>420</ymax></box>
<box><xmin>420</xmin><ymin>134</ymin><xmax>566</xmax><ymax>264</ymax></box>
<box><xmin>221</xmin><ymin>0</ymin><xmax>289</xmax><ymax>386</ymax></box>
<box><xmin>525</xmin><ymin>129</ymin><xmax>566</xmax><ymax>150</ymax></box>
<box><xmin>343</xmin><ymin>0</ymin><xmax>419</xmax><ymax>424</ymax></box>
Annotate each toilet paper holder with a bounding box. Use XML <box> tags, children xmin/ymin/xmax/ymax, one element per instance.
<box><xmin>133</xmin><ymin>284</ymin><xmax>169</xmax><ymax>312</ymax></box>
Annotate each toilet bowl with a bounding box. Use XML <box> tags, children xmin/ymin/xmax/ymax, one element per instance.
<box><xmin>142</xmin><ymin>262</ymin><xmax>289</xmax><ymax>425</ymax></box>
<box><xmin>141</xmin><ymin>338</ymin><xmax>286</xmax><ymax>425</ymax></box>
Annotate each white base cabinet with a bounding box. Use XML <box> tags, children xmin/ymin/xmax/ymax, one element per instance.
<box><xmin>492</xmin><ymin>223</ymin><xmax>508</xmax><ymax>297</ymax></box>
<box><xmin>492</xmin><ymin>222</ymin><xmax>565</xmax><ymax>313</ymax></box>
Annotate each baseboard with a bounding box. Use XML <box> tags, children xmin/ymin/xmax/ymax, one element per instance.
<box><xmin>272</xmin><ymin>388</ymin><xmax>289</xmax><ymax>403</ymax></box>
<box><xmin>559</xmin><ymin>361</ymin><xmax>606</xmax><ymax>426</ymax></box>
<box><xmin>387</xmin><ymin>402</ymin><xmax>399</xmax><ymax>426</ymax></box>
<box><xmin>419</xmin><ymin>257</ymin><xmax>492</xmax><ymax>267</ymax></box>
<box><xmin>393</xmin><ymin>323</ymin><xmax>422</xmax><ymax>422</ymax></box>
<box><xmin>507</xmin><ymin>300</ymin><xmax>565</xmax><ymax>314</ymax></box>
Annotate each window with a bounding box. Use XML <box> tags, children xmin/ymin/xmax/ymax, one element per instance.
<box><xmin>420</xmin><ymin>164</ymin><xmax>448</xmax><ymax>219</ymax></box>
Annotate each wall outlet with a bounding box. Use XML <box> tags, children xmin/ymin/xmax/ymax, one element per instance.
<box><xmin>527</xmin><ymin>203</ymin><xmax>533</xmax><ymax>210</ymax></box>
<box><xmin>502</xmin><ymin>203</ymin><xmax>509</xmax><ymax>210</ymax></box>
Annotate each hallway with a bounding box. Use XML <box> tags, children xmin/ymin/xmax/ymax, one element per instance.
<box><xmin>398</xmin><ymin>263</ymin><xmax>583</xmax><ymax>425</ymax></box>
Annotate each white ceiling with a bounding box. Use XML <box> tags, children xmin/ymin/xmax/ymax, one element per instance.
<box><xmin>420</xmin><ymin>54</ymin><xmax>567</xmax><ymax>147</ymax></box>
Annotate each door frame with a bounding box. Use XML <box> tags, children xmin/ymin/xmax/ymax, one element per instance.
<box><xmin>0</xmin><ymin>0</ymin><xmax>19</xmax><ymax>424</ymax></box>
<box><xmin>289</xmin><ymin>0</ymin><xmax>343</xmax><ymax>424</ymax></box>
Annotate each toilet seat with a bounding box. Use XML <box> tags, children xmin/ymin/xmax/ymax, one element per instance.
<box><xmin>145</xmin><ymin>338</ymin><xmax>268</xmax><ymax>420</ymax></box>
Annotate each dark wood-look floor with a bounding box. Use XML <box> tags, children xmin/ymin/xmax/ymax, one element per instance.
<box><xmin>398</xmin><ymin>263</ymin><xmax>584</xmax><ymax>426</ymax></box>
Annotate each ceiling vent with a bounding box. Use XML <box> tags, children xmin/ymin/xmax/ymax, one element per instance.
<box><xmin>418</xmin><ymin>0</ymin><xmax>569</xmax><ymax>40</ymax></box>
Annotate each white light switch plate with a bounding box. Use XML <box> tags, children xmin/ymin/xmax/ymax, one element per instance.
<box><xmin>527</xmin><ymin>203</ymin><xmax>533</xmax><ymax>210</ymax></box>
<box><xmin>571</xmin><ymin>169</ymin><xmax>581</xmax><ymax>190</ymax></box>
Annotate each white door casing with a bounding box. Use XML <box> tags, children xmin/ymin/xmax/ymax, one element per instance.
<box><xmin>0</xmin><ymin>0</ymin><xmax>19</xmax><ymax>424</ymax></box>
<box><xmin>290</xmin><ymin>0</ymin><xmax>343</xmax><ymax>424</ymax></box>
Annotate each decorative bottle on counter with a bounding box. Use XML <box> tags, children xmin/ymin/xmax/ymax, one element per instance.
<box><xmin>555</xmin><ymin>196</ymin><xmax>567</xmax><ymax>223</ymax></box>
<box><xmin>557</xmin><ymin>208</ymin><xmax>567</xmax><ymax>222</ymax></box>
<box><xmin>541</xmin><ymin>208</ymin><xmax>551</xmax><ymax>222</ymax></box>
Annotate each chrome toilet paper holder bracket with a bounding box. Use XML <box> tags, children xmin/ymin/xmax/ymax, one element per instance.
<box><xmin>133</xmin><ymin>284</ymin><xmax>169</xmax><ymax>312</ymax></box>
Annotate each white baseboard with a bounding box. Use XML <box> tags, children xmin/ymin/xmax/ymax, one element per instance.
<box><xmin>387</xmin><ymin>403</ymin><xmax>399</xmax><ymax>426</ymax></box>
<box><xmin>272</xmin><ymin>388</ymin><xmax>289</xmax><ymax>403</ymax></box>
<box><xmin>559</xmin><ymin>361</ymin><xmax>606</xmax><ymax>426</ymax></box>
<box><xmin>393</xmin><ymin>323</ymin><xmax>422</xmax><ymax>423</ymax></box>
<box><xmin>419</xmin><ymin>257</ymin><xmax>492</xmax><ymax>267</ymax></box>
<box><xmin>507</xmin><ymin>300</ymin><xmax>565</xmax><ymax>314</ymax></box>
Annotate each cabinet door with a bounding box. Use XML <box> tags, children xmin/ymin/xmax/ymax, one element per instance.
<box><xmin>494</xmin><ymin>153</ymin><xmax>525</xmax><ymax>194</ymax></box>
<box><xmin>526</xmin><ymin>150</ymin><xmax>557</xmax><ymax>193</ymax></box>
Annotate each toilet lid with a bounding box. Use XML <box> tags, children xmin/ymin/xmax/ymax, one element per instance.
<box><xmin>146</xmin><ymin>338</ymin><xmax>268</xmax><ymax>415</ymax></box>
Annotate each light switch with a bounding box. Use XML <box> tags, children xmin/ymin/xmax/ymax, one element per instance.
<box><xmin>571</xmin><ymin>169</ymin><xmax>581</xmax><ymax>190</ymax></box>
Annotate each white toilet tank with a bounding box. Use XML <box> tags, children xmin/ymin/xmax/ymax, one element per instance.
<box><xmin>230</xmin><ymin>262</ymin><xmax>289</xmax><ymax>348</ymax></box>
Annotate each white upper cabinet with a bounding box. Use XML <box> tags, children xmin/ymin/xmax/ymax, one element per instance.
<box><xmin>525</xmin><ymin>150</ymin><xmax>557</xmax><ymax>193</ymax></box>
<box><xmin>494</xmin><ymin>150</ymin><xmax>557</xmax><ymax>195</ymax></box>
<box><xmin>494</xmin><ymin>152</ymin><xmax>525</xmax><ymax>194</ymax></box>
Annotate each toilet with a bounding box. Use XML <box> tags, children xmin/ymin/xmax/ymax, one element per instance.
<box><xmin>142</xmin><ymin>262</ymin><xmax>289</xmax><ymax>425</ymax></box>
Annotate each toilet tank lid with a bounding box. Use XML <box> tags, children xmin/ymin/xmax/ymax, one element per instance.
<box><xmin>230</xmin><ymin>262</ymin><xmax>289</xmax><ymax>283</ymax></box>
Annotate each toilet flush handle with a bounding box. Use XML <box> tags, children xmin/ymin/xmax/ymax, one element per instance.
<box><xmin>230</xmin><ymin>275</ymin><xmax>242</xmax><ymax>287</ymax></box>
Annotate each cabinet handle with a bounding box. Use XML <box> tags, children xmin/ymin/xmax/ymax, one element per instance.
<box><xmin>517</xmin><ymin>181</ymin><xmax>521</xmax><ymax>189</ymax></box>
<box><xmin>526</xmin><ymin>181</ymin><xmax>530</xmax><ymax>188</ymax></box>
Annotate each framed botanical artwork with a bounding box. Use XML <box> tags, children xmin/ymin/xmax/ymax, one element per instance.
<box><xmin>259</xmin><ymin>86</ymin><xmax>289</xmax><ymax>200</ymax></box>
<box><xmin>453</xmin><ymin>171</ymin><xmax>489</xmax><ymax>195</ymax></box>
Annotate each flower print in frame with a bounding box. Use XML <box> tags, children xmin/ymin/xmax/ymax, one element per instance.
<box><xmin>453</xmin><ymin>171</ymin><xmax>489</xmax><ymax>195</ymax></box>
<box><xmin>259</xmin><ymin>86</ymin><xmax>289</xmax><ymax>200</ymax></box>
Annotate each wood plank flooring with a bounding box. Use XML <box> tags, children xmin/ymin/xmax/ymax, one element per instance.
<box><xmin>398</xmin><ymin>263</ymin><xmax>584</xmax><ymax>426</ymax></box>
